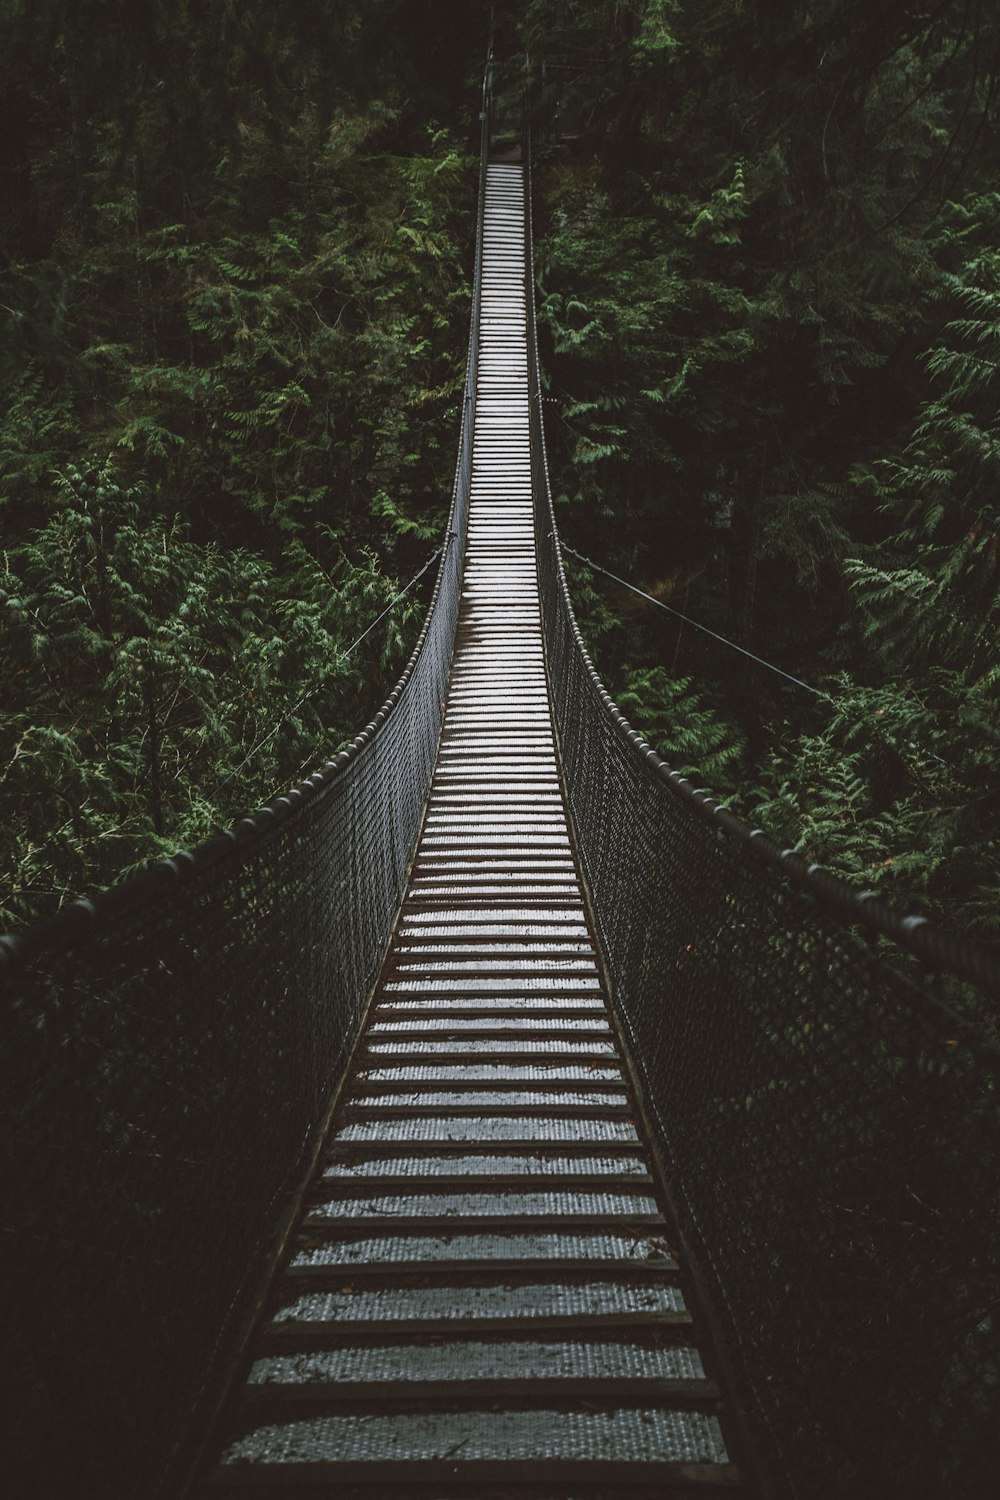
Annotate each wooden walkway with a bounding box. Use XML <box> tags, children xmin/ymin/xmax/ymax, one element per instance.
<box><xmin>200</xmin><ymin>162</ymin><xmax>744</xmax><ymax>1498</ymax></box>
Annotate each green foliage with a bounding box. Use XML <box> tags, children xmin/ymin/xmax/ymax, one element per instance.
<box><xmin>0</xmin><ymin>462</ymin><xmax>427</xmax><ymax>927</ymax></box>
<box><xmin>617</xmin><ymin>664</ymin><xmax>746</xmax><ymax>786</ymax></box>
<box><xmin>751</xmin><ymin>674</ymin><xmax>1000</xmax><ymax>938</ymax></box>
<box><xmin>849</xmin><ymin>245</ymin><xmax>1000</xmax><ymax>693</ymax></box>
<box><xmin>822</xmin><ymin>226</ymin><xmax>1000</xmax><ymax>934</ymax></box>
<box><xmin>524</xmin><ymin>0</ymin><xmax>1000</xmax><ymax>935</ymax></box>
<box><xmin>5</xmin><ymin>0</ymin><xmax>1000</xmax><ymax>943</ymax></box>
<box><xmin>0</xmin><ymin>2</ymin><xmax>489</xmax><ymax>924</ymax></box>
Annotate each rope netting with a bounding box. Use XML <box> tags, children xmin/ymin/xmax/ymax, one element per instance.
<box><xmin>524</xmin><ymin>132</ymin><xmax>1000</xmax><ymax>1500</ymax></box>
<box><xmin>0</xmin><ymin>73</ymin><xmax>491</xmax><ymax>1500</ymax></box>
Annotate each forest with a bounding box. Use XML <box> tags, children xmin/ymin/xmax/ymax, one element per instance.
<box><xmin>2</xmin><ymin>0</ymin><xmax>998</xmax><ymax>945</ymax></box>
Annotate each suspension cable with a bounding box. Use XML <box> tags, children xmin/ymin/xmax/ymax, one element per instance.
<box><xmin>560</xmin><ymin>538</ymin><xmax>958</xmax><ymax>773</ymax></box>
<box><xmin>559</xmin><ymin>539</ymin><xmax>833</xmax><ymax>701</ymax></box>
<box><xmin>210</xmin><ymin>540</ymin><xmax>446</xmax><ymax>802</ymax></box>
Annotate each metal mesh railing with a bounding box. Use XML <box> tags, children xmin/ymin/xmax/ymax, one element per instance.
<box><xmin>524</xmin><ymin>134</ymin><xmax>1000</xmax><ymax>1500</ymax></box>
<box><xmin>0</xmin><ymin>66</ymin><xmax>492</xmax><ymax>1500</ymax></box>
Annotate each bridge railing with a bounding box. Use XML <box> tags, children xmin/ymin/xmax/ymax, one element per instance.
<box><xmin>0</xmin><ymin>62</ymin><xmax>491</xmax><ymax>1500</ymax></box>
<box><xmin>524</xmin><ymin>128</ymin><xmax>1000</xmax><ymax>1500</ymax></box>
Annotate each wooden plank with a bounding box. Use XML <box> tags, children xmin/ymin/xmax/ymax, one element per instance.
<box><xmin>205</xmin><ymin>1458</ymin><xmax>742</xmax><ymax>1491</ymax></box>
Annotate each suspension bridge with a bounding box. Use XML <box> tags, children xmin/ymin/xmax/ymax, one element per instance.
<box><xmin>3</xmin><ymin>72</ymin><xmax>999</xmax><ymax>1500</ymax></box>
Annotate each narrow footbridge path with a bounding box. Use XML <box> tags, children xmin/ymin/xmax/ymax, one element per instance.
<box><xmin>203</xmin><ymin>162</ymin><xmax>741</xmax><ymax>1497</ymax></box>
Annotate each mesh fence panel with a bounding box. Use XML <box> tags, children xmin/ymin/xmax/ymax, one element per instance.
<box><xmin>0</xmin><ymin>79</ymin><xmax>490</xmax><ymax>1500</ymax></box>
<box><xmin>525</xmin><ymin>137</ymin><xmax>1000</xmax><ymax>1500</ymax></box>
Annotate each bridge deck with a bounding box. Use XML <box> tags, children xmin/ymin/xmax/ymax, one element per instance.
<box><xmin>201</xmin><ymin>163</ymin><xmax>743</xmax><ymax>1497</ymax></box>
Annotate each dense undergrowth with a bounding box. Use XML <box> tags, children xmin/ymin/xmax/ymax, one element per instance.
<box><xmin>3</xmin><ymin>0</ymin><xmax>999</xmax><ymax>947</ymax></box>
<box><xmin>523</xmin><ymin>0</ymin><xmax>1000</xmax><ymax>941</ymax></box>
<box><xmin>0</xmin><ymin>1</ymin><xmax>489</xmax><ymax>928</ymax></box>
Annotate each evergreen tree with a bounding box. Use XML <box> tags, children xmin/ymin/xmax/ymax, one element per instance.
<box><xmin>0</xmin><ymin>1</ymin><xmax>491</xmax><ymax>925</ymax></box>
<box><xmin>518</xmin><ymin>0</ymin><xmax>1000</xmax><ymax>931</ymax></box>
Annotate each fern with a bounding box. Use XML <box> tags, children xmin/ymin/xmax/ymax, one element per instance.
<box><xmin>616</xmin><ymin>665</ymin><xmax>748</xmax><ymax>788</ymax></box>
